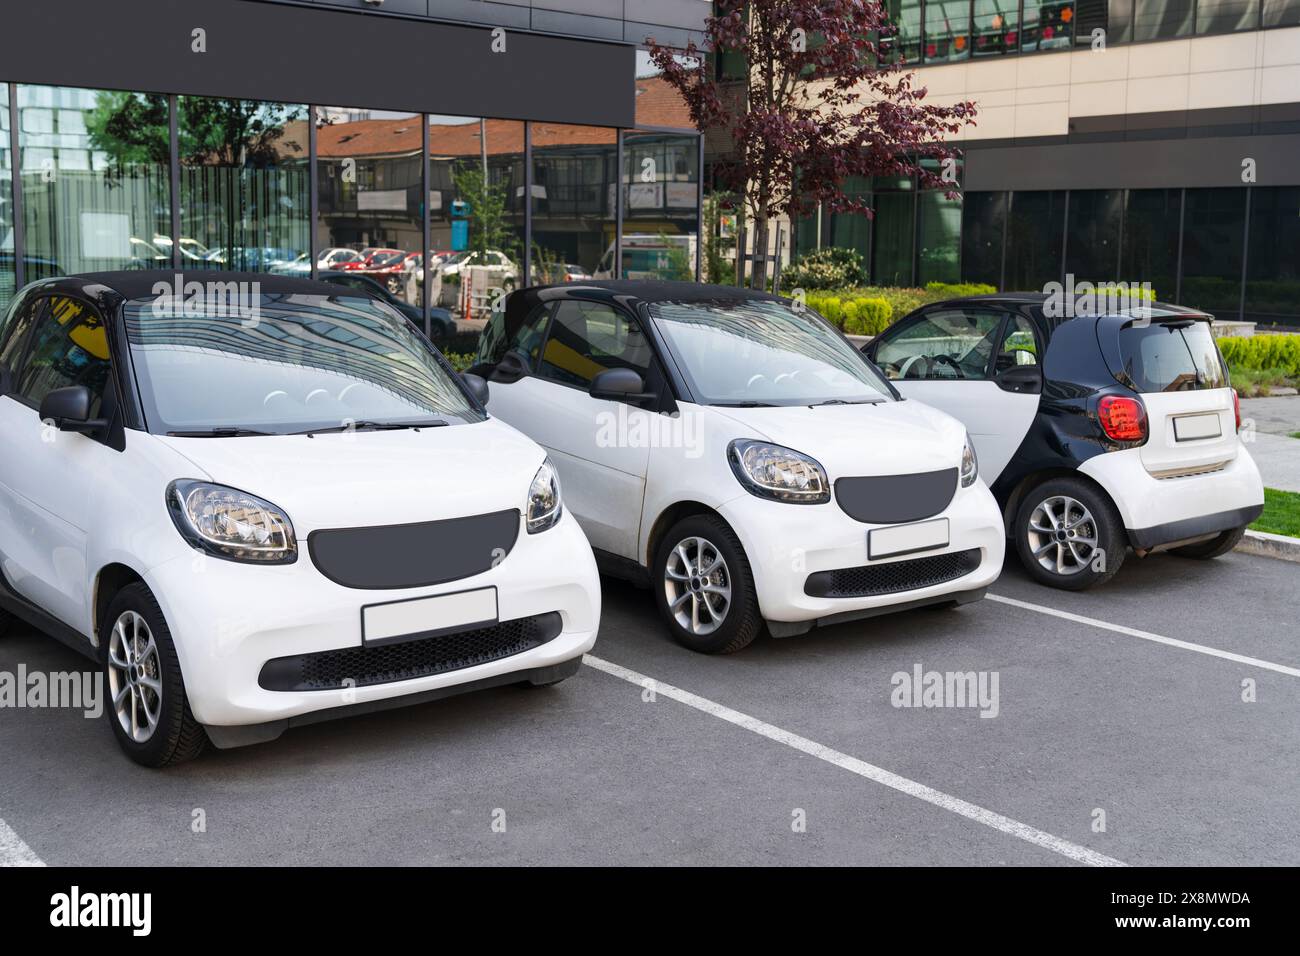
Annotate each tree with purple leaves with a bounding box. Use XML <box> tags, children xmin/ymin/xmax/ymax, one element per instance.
<box><xmin>647</xmin><ymin>0</ymin><xmax>976</xmax><ymax>289</ymax></box>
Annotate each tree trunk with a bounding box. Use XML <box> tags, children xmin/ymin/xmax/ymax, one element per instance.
<box><xmin>750</xmin><ymin>216</ymin><xmax>769</xmax><ymax>290</ymax></box>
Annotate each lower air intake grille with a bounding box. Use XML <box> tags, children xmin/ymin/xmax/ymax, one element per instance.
<box><xmin>804</xmin><ymin>549</ymin><xmax>981</xmax><ymax>598</ymax></box>
<box><xmin>259</xmin><ymin>613</ymin><xmax>563</xmax><ymax>691</ymax></box>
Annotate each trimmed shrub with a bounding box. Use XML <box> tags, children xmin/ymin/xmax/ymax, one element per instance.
<box><xmin>923</xmin><ymin>281</ymin><xmax>998</xmax><ymax>297</ymax></box>
<box><xmin>806</xmin><ymin>292</ymin><xmax>892</xmax><ymax>335</ymax></box>
<box><xmin>1219</xmin><ymin>335</ymin><xmax>1300</xmax><ymax>376</ymax></box>
<box><xmin>784</xmin><ymin>247</ymin><xmax>868</xmax><ymax>290</ymax></box>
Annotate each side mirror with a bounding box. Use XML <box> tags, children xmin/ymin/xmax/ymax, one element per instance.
<box><xmin>490</xmin><ymin>349</ymin><xmax>530</xmax><ymax>384</ymax></box>
<box><xmin>997</xmin><ymin>364</ymin><xmax>1043</xmax><ymax>395</ymax></box>
<box><xmin>460</xmin><ymin>372</ymin><xmax>490</xmax><ymax>407</ymax></box>
<box><xmin>39</xmin><ymin>385</ymin><xmax>108</xmax><ymax>433</ymax></box>
<box><xmin>590</xmin><ymin>367</ymin><xmax>657</xmax><ymax>403</ymax></box>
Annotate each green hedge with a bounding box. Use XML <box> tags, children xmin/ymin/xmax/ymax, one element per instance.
<box><xmin>1219</xmin><ymin>335</ymin><xmax>1300</xmax><ymax>376</ymax></box>
<box><xmin>805</xmin><ymin>293</ymin><xmax>894</xmax><ymax>336</ymax></box>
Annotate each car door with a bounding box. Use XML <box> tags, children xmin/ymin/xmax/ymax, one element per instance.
<box><xmin>487</xmin><ymin>298</ymin><xmax>658</xmax><ymax>559</ymax></box>
<box><xmin>871</xmin><ymin>306</ymin><xmax>1041</xmax><ymax>483</ymax></box>
<box><xmin>0</xmin><ymin>293</ymin><xmax>118</xmax><ymax>631</ymax></box>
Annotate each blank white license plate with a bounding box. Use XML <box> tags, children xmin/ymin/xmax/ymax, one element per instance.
<box><xmin>362</xmin><ymin>587</ymin><xmax>498</xmax><ymax>647</ymax></box>
<box><xmin>1173</xmin><ymin>413</ymin><xmax>1223</xmax><ymax>442</ymax></box>
<box><xmin>868</xmin><ymin>519</ymin><xmax>950</xmax><ymax>560</ymax></box>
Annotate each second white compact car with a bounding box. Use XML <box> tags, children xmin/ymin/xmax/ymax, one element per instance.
<box><xmin>0</xmin><ymin>272</ymin><xmax>601</xmax><ymax>766</ymax></box>
<box><xmin>472</xmin><ymin>281</ymin><xmax>1006</xmax><ymax>654</ymax></box>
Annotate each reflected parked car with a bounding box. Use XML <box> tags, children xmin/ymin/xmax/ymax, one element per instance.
<box><xmin>438</xmin><ymin>250</ymin><xmax>519</xmax><ymax>289</ymax></box>
<box><xmin>317</xmin><ymin>270</ymin><xmax>454</xmax><ymax>341</ymax></box>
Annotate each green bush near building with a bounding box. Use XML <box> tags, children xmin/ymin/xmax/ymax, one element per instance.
<box><xmin>782</xmin><ymin>248</ymin><xmax>868</xmax><ymax>290</ymax></box>
<box><xmin>800</xmin><ymin>281</ymin><xmax>997</xmax><ymax>336</ymax></box>
<box><xmin>1219</xmin><ymin>336</ymin><xmax>1300</xmax><ymax>376</ymax></box>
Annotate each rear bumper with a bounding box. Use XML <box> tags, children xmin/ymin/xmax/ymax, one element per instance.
<box><xmin>1127</xmin><ymin>505</ymin><xmax>1263</xmax><ymax>550</ymax></box>
<box><xmin>1078</xmin><ymin>444</ymin><xmax>1264</xmax><ymax>549</ymax></box>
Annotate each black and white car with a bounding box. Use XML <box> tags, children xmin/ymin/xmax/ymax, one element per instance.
<box><xmin>864</xmin><ymin>293</ymin><xmax>1264</xmax><ymax>589</ymax></box>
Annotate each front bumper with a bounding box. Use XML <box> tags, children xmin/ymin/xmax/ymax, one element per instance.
<box><xmin>145</xmin><ymin>509</ymin><xmax>600</xmax><ymax>731</ymax></box>
<box><xmin>1078</xmin><ymin>444</ymin><xmax>1265</xmax><ymax>549</ymax></box>
<box><xmin>717</xmin><ymin>479</ymin><xmax>1005</xmax><ymax>631</ymax></box>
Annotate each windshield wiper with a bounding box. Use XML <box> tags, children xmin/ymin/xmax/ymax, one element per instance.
<box><xmin>807</xmin><ymin>399</ymin><xmax>880</xmax><ymax>406</ymax></box>
<box><xmin>711</xmin><ymin>400</ymin><xmax>778</xmax><ymax>408</ymax></box>
<box><xmin>167</xmin><ymin>427</ymin><xmax>278</xmax><ymax>438</ymax></box>
<box><xmin>296</xmin><ymin>419</ymin><xmax>449</xmax><ymax>436</ymax></box>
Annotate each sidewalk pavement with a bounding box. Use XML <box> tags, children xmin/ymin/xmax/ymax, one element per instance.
<box><xmin>1248</xmin><ymin>433</ymin><xmax>1300</xmax><ymax>494</ymax></box>
<box><xmin>1240</xmin><ymin>396</ymin><xmax>1300</xmax><ymax>436</ymax></box>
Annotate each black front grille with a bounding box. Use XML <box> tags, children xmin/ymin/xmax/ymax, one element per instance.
<box><xmin>259</xmin><ymin>613</ymin><xmax>563</xmax><ymax>691</ymax></box>
<box><xmin>805</xmin><ymin>549</ymin><xmax>981</xmax><ymax>598</ymax></box>
<box><xmin>835</xmin><ymin>469</ymin><xmax>958</xmax><ymax>524</ymax></box>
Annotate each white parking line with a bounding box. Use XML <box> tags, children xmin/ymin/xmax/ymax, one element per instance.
<box><xmin>988</xmin><ymin>594</ymin><xmax>1300</xmax><ymax>678</ymax></box>
<box><xmin>0</xmin><ymin>817</ymin><xmax>45</xmax><ymax>867</ymax></box>
<box><xmin>583</xmin><ymin>654</ymin><xmax>1126</xmax><ymax>867</ymax></box>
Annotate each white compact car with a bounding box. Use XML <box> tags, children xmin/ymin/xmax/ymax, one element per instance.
<box><xmin>471</xmin><ymin>282</ymin><xmax>1006</xmax><ymax>654</ymax></box>
<box><xmin>0</xmin><ymin>273</ymin><xmax>600</xmax><ymax>766</ymax></box>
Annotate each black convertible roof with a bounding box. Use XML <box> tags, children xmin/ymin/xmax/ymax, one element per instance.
<box><xmin>47</xmin><ymin>270</ymin><xmax>341</xmax><ymax>300</ymax></box>
<box><xmin>534</xmin><ymin>280</ymin><xmax>782</xmax><ymax>304</ymax></box>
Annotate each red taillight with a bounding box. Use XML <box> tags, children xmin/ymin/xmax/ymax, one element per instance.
<box><xmin>1232</xmin><ymin>388</ymin><xmax>1241</xmax><ymax>433</ymax></box>
<box><xmin>1098</xmin><ymin>395</ymin><xmax>1147</xmax><ymax>442</ymax></box>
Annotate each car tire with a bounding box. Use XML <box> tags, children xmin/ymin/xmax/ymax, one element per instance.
<box><xmin>652</xmin><ymin>514</ymin><xmax>762</xmax><ymax>654</ymax></box>
<box><xmin>1014</xmin><ymin>477</ymin><xmax>1126</xmax><ymax>591</ymax></box>
<box><xmin>100</xmin><ymin>583</ymin><xmax>207</xmax><ymax>768</ymax></box>
<box><xmin>1169</xmin><ymin>525</ymin><xmax>1247</xmax><ymax>560</ymax></box>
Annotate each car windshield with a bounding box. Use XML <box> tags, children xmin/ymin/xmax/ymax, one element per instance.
<box><xmin>649</xmin><ymin>299</ymin><xmax>895</xmax><ymax>406</ymax></box>
<box><xmin>124</xmin><ymin>292</ymin><xmax>482</xmax><ymax>435</ymax></box>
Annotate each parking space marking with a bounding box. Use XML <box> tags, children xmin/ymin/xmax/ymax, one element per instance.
<box><xmin>583</xmin><ymin>654</ymin><xmax>1126</xmax><ymax>867</ymax></box>
<box><xmin>987</xmin><ymin>594</ymin><xmax>1300</xmax><ymax>678</ymax></box>
<box><xmin>0</xmin><ymin>817</ymin><xmax>45</xmax><ymax>867</ymax></box>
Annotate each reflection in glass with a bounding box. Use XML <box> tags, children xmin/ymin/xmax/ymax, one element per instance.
<box><xmin>1120</xmin><ymin>189</ymin><xmax>1180</xmax><ymax>302</ymax></box>
<box><xmin>1022</xmin><ymin>0</ymin><xmax>1076</xmax><ymax>50</ymax></box>
<box><xmin>973</xmin><ymin>0</ymin><xmax>1021</xmax><ymax>55</ymax></box>
<box><xmin>124</xmin><ymin>293</ymin><xmax>479</xmax><ymax>434</ymax></box>
<box><xmin>961</xmin><ymin>192</ymin><xmax>1007</xmax><ymax>287</ymax></box>
<box><xmin>532</xmin><ymin>122</ymin><xmax>616</xmax><ymax>283</ymax></box>
<box><xmin>314</xmin><ymin>107</ymin><xmax>424</xmax><ymax>305</ymax></box>
<box><xmin>918</xmin><ymin>188</ymin><xmax>962</xmax><ymax>285</ymax></box>
<box><xmin>1</xmin><ymin>84</ymin><xmax>13</xmax><ymax>310</ymax></box>
<box><xmin>1180</xmin><ymin>188</ymin><xmax>1246</xmax><ymax>316</ymax></box>
<box><xmin>873</xmin><ymin>190</ymin><xmax>915</xmax><ymax>287</ymax></box>
<box><xmin>1245</xmin><ymin>187</ymin><xmax>1300</xmax><ymax>327</ymax></box>
<box><xmin>1196</xmin><ymin>0</ymin><xmax>1260</xmax><ymax>32</ymax></box>
<box><xmin>1263</xmin><ymin>0</ymin><xmax>1300</xmax><ymax>26</ymax></box>
<box><xmin>427</xmin><ymin>116</ymin><xmax>525</xmax><ymax>317</ymax></box>
<box><xmin>18</xmin><ymin>85</ymin><xmax>170</xmax><ymax>284</ymax></box>
<box><xmin>178</xmin><ymin>97</ymin><xmax>309</xmax><ymax>273</ymax></box>
<box><xmin>882</xmin><ymin>0</ymin><xmax>924</xmax><ymax>64</ymax></box>
<box><xmin>1005</xmin><ymin>191</ymin><xmax>1066</xmax><ymax>291</ymax></box>
<box><xmin>1065</xmin><ymin>190</ymin><xmax>1123</xmax><ymax>282</ymax></box>
<box><xmin>620</xmin><ymin>130</ymin><xmax>699</xmax><ymax>281</ymax></box>
<box><xmin>925</xmin><ymin>0</ymin><xmax>973</xmax><ymax>62</ymax></box>
<box><xmin>1132</xmin><ymin>0</ymin><xmax>1195</xmax><ymax>40</ymax></box>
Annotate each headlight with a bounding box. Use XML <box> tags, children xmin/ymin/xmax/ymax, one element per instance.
<box><xmin>166</xmin><ymin>480</ymin><xmax>297</xmax><ymax>564</ymax></box>
<box><xmin>728</xmin><ymin>439</ymin><xmax>830</xmax><ymax>504</ymax></box>
<box><xmin>526</xmin><ymin>459</ymin><xmax>563</xmax><ymax>533</ymax></box>
<box><xmin>960</xmin><ymin>433</ymin><xmax>979</xmax><ymax>488</ymax></box>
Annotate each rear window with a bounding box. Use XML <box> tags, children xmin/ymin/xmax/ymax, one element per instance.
<box><xmin>1117</xmin><ymin>320</ymin><xmax>1227</xmax><ymax>392</ymax></box>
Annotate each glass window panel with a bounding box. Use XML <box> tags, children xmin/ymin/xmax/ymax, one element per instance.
<box><xmin>428</xmin><ymin>116</ymin><xmax>525</xmax><ymax>319</ymax></box>
<box><xmin>1</xmin><ymin>83</ymin><xmax>13</xmax><ymax>311</ymax></box>
<box><xmin>872</xmin><ymin>191</ymin><xmax>915</xmax><ymax>287</ymax></box>
<box><xmin>178</xmin><ymin>97</ymin><xmax>309</xmax><ymax>273</ymax></box>
<box><xmin>925</xmin><ymin>0</ymin><xmax>973</xmax><ymax>62</ymax></box>
<box><xmin>827</xmin><ymin>188</ymin><xmax>873</xmax><ymax>273</ymax></box>
<box><xmin>1263</xmin><ymin>0</ymin><xmax>1300</xmax><ymax>27</ymax></box>
<box><xmin>635</xmin><ymin>50</ymin><xmax>696</xmax><ymax>131</ymax></box>
<box><xmin>1180</xmin><ymin>188</ymin><xmax>1246</xmax><ymax>317</ymax></box>
<box><xmin>973</xmin><ymin>0</ymin><xmax>1022</xmax><ymax>56</ymax></box>
<box><xmin>621</xmin><ymin>130</ymin><xmax>700</xmax><ymax>282</ymax></box>
<box><xmin>15</xmin><ymin>295</ymin><xmax>112</xmax><ymax>414</ymax></box>
<box><xmin>1132</xmin><ymin>0</ymin><xmax>1195</xmax><ymax>40</ymax></box>
<box><xmin>531</xmin><ymin>122</ymin><xmax>615</xmax><ymax>283</ymax></box>
<box><xmin>1073</xmin><ymin>0</ymin><xmax>1117</xmax><ymax>45</ymax></box>
<box><xmin>1245</xmin><ymin>187</ymin><xmax>1300</xmax><ymax>328</ymax></box>
<box><xmin>1196</xmin><ymin>0</ymin><xmax>1261</xmax><ymax>32</ymax></box>
<box><xmin>18</xmin><ymin>85</ymin><xmax>170</xmax><ymax>283</ymax></box>
<box><xmin>1006</xmin><ymin>191</ymin><xmax>1066</xmax><ymax>290</ymax></box>
<box><xmin>918</xmin><ymin>191</ymin><xmax>962</xmax><ymax>285</ymax></box>
<box><xmin>314</xmin><ymin>107</ymin><xmax>423</xmax><ymax>311</ymax></box>
<box><xmin>961</xmin><ymin>192</ymin><xmax>1007</xmax><ymax>287</ymax></box>
<box><xmin>1065</xmin><ymin>189</ymin><xmax>1123</xmax><ymax>283</ymax></box>
<box><xmin>1120</xmin><ymin>189</ymin><xmax>1181</xmax><ymax>301</ymax></box>
<box><xmin>882</xmin><ymin>0</ymin><xmax>923</xmax><ymax>64</ymax></box>
<box><xmin>1022</xmin><ymin>0</ymin><xmax>1076</xmax><ymax>50</ymax></box>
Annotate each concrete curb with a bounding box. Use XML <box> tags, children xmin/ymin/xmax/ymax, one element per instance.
<box><xmin>1236</xmin><ymin>529</ymin><xmax>1300</xmax><ymax>563</ymax></box>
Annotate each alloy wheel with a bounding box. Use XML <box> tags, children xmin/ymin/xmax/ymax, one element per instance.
<box><xmin>1027</xmin><ymin>495</ymin><xmax>1099</xmax><ymax>576</ymax></box>
<box><xmin>663</xmin><ymin>536</ymin><xmax>732</xmax><ymax>636</ymax></box>
<box><xmin>106</xmin><ymin>610</ymin><xmax>163</xmax><ymax>744</ymax></box>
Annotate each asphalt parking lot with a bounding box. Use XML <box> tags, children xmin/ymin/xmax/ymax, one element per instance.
<box><xmin>1</xmin><ymin>547</ymin><xmax>1297</xmax><ymax>867</ymax></box>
